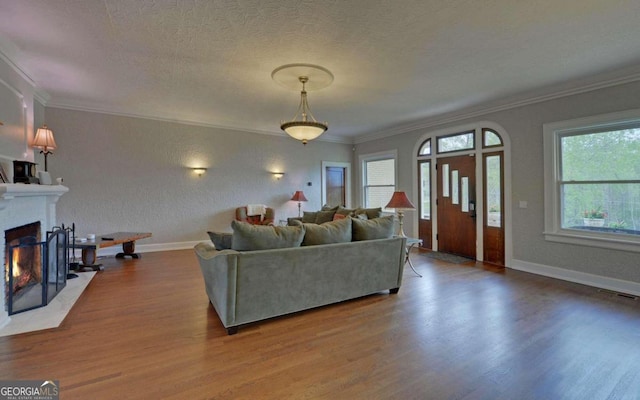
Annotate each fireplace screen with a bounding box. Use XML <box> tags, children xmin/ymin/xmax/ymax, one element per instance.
<box><xmin>5</xmin><ymin>222</ymin><xmax>68</xmax><ymax>315</ymax></box>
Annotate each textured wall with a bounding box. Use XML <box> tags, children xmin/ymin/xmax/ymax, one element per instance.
<box><xmin>42</xmin><ymin>108</ymin><xmax>353</xmax><ymax>244</ymax></box>
<box><xmin>354</xmin><ymin>81</ymin><xmax>640</xmax><ymax>284</ymax></box>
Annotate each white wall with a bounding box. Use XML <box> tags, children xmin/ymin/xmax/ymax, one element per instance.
<box><xmin>354</xmin><ymin>80</ymin><xmax>640</xmax><ymax>287</ymax></box>
<box><xmin>0</xmin><ymin>55</ymin><xmax>36</xmax><ymax>173</ymax></box>
<box><xmin>41</xmin><ymin>107</ymin><xmax>353</xmax><ymax>247</ymax></box>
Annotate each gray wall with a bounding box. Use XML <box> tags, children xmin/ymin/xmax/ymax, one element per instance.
<box><xmin>354</xmin><ymin>80</ymin><xmax>640</xmax><ymax>284</ymax></box>
<box><xmin>41</xmin><ymin>107</ymin><xmax>353</xmax><ymax>244</ymax></box>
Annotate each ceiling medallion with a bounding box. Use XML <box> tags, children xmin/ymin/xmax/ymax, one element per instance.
<box><xmin>272</xmin><ymin>64</ymin><xmax>333</xmax><ymax>145</ymax></box>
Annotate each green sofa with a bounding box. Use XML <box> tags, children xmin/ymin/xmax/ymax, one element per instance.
<box><xmin>194</xmin><ymin>235</ymin><xmax>406</xmax><ymax>335</ymax></box>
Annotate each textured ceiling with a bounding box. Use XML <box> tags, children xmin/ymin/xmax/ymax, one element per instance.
<box><xmin>1</xmin><ymin>0</ymin><xmax>640</xmax><ymax>143</ymax></box>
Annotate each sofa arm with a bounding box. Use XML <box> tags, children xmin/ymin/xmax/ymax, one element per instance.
<box><xmin>194</xmin><ymin>242</ymin><xmax>239</xmax><ymax>329</ymax></box>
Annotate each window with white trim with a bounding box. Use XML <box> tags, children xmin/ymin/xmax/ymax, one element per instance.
<box><xmin>543</xmin><ymin>109</ymin><xmax>640</xmax><ymax>252</ymax></box>
<box><xmin>361</xmin><ymin>151</ymin><xmax>396</xmax><ymax>210</ymax></box>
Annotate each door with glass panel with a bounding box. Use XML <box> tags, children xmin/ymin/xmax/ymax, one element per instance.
<box><xmin>436</xmin><ymin>155</ymin><xmax>476</xmax><ymax>259</ymax></box>
<box><xmin>483</xmin><ymin>151</ymin><xmax>504</xmax><ymax>265</ymax></box>
<box><xmin>418</xmin><ymin>160</ymin><xmax>432</xmax><ymax>249</ymax></box>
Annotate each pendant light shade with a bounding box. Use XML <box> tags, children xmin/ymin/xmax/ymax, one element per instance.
<box><xmin>273</xmin><ymin>64</ymin><xmax>333</xmax><ymax>145</ymax></box>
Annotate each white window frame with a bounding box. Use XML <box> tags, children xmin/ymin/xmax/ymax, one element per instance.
<box><xmin>543</xmin><ymin>108</ymin><xmax>640</xmax><ymax>253</ymax></box>
<box><xmin>359</xmin><ymin>150</ymin><xmax>398</xmax><ymax>210</ymax></box>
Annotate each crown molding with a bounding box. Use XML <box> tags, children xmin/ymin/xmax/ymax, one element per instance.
<box><xmin>45</xmin><ymin>102</ymin><xmax>352</xmax><ymax>144</ymax></box>
<box><xmin>353</xmin><ymin>68</ymin><xmax>640</xmax><ymax>144</ymax></box>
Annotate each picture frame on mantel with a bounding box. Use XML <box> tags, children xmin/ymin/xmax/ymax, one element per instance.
<box><xmin>0</xmin><ymin>163</ymin><xmax>8</xmax><ymax>183</ymax></box>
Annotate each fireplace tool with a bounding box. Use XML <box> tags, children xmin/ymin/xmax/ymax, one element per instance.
<box><xmin>55</xmin><ymin>223</ymin><xmax>79</xmax><ymax>279</ymax></box>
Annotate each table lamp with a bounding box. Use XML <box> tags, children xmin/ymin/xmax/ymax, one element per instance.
<box><xmin>32</xmin><ymin>124</ymin><xmax>57</xmax><ymax>172</ymax></box>
<box><xmin>385</xmin><ymin>191</ymin><xmax>415</xmax><ymax>237</ymax></box>
<box><xmin>291</xmin><ymin>190</ymin><xmax>308</xmax><ymax>217</ymax></box>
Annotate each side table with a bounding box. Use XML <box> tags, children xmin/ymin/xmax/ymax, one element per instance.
<box><xmin>401</xmin><ymin>236</ymin><xmax>423</xmax><ymax>277</ymax></box>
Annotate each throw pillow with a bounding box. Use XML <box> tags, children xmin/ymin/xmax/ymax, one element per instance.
<box><xmin>288</xmin><ymin>217</ymin><xmax>303</xmax><ymax>226</ymax></box>
<box><xmin>207</xmin><ymin>231</ymin><xmax>233</xmax><ymax>250</ymax></box>
<box><xmin>354</xmin><ymin>207</ymin><xmax>383</xmax><ymax>219</ymax></box>
<box><xmin>314</xmin><ymin>210</ymin><xmax>336</xmax><ymax>224</ymax></box>
<box><xmin>332</xmin><ymin>213</ymin><xmax>347</xmax><ymax>221</ymax></box>
<box><xmin>231</xmin><ymin>220</ymin><xmax>305</xmax><ymax>251</ymax></box>
<box><xmin>352</xmin><ymin>215</ymin><xmax>395</xmax><ymax>241</ymax></box>
<box><xmin>302</xmin><ymin>211</ymin><xmax>318</xmax><ymax>223</ymax></box>
<box><xmin>335</xmin><ymin>206</ymin><xmax>356</xmax><ymax>217</ymax></box>
<box><xmin>321</xmin><ymin>205</ymin><xmax>340</xmax><ymax>211</ymax></box>
<box><xmin>302</xmin><ymin>217</ymin><xmax>352</xmax><ymax>246</ymax></box>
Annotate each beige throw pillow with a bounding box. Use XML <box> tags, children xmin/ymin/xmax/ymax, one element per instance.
<box><xmin>351</xmin><ymin>215</ymin><xmax>394</xmax><ymax>241</ymax></box>
<box><xmin>231</xmin><ymin>220</ymin><xmax>305</xmax><ymax>251</ymax></box>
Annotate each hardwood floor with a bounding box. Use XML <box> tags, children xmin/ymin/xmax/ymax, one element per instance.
<box><xmin>1</xmin><ymin>249</ymin><xmax>639</xmax><ymax>399</ymax></box>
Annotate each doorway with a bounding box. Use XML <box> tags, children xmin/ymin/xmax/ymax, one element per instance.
<box><xmin>321</xmin><ymin>161</ymin><xmax>351</xmax><ymax>207</ymax></box>
<box><xmin>436</xmin><ymin>155</ymin><xmax>476</xmax><ymax>259</ymax></box>
<box><xmin>414</xmin><ymin>124</ymin><xmax>510</xmax><ymax>266</ymax></box>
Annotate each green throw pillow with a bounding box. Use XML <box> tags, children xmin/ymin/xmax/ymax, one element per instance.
<box><xmin>302</xmin><ymin>217</ymin><xmax>352</xmax><ymax>246</ymax></box>
<box><xmin>314</xmin><ymin>210</ymin><xmax>336</xmax><ymax>224</ymax></box>
<box><xmin>354</xmin><ymin>207</ymin><xmax>383</xmax><ymax>219</ymax></box>
<box><xmin>302</xmin><ymin>211</ymin><xmax>318</xmax><ymax>223</ymax></box>
<box><xmin>231</xmin><ymin>220</ymin><xmax>305</xmax><ymax>251</ymax></box>
<box><xmin>207</xmin><ymin>231</ymin><xmax>233</xmax><ymax>250</ymax></box>
<box><xmin>351</xmin><ymin>215</ymin><xmax>395</xmax><ymax>241</ymax></box>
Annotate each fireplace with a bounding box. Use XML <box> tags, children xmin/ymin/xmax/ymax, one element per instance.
<box><xmin>5</xmin><ymin>221</ymin><xmax>68</xmax><ymax>315</ymax></box>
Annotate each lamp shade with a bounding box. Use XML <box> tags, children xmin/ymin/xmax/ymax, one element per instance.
<box><xmin>385</xmin><ymin>191</ymin><xmax>415</xmax><ymax>210</ymax></box>
<box><xmin>33</xmin><ymin>125</ymin><xmax>57</xmax><ymax>151</ymax></box>
<box><xmin>281</xmin><ymin>122</ymin><xmax>327</xmax><ymax>144</ymax></box>
<box><xmin>291</xmin><ymin>190</ymin><xmax>308</xmax><ymax>202</ymax></box>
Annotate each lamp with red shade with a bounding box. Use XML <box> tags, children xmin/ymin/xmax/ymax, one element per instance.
<box><xmin>385</xmin><ymin>191</ymin><xmax>415</xmax><ymax>237</ymax></box>
<box><xmin>290</xmin><ymin>190</ymin><xmax>308</xmax><ymax>218</ymax></box>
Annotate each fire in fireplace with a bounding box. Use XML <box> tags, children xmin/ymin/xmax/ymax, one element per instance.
<box><xmin>4</xmin><ymin>221</ymin><xmax>68</xmax><ymax>315</ymax></box>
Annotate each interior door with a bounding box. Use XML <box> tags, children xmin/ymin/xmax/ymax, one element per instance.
<box><xmin>437</xmin><ymin>155</ymin><xmax>476</xmax><ymax>259</ymax></box>
<box><xmin>325</xmin><ymin>166</ymin><xmax>346</xmax><ymax>207</ymax></box>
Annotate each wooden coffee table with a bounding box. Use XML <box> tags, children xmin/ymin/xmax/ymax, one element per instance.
<box><xmin>72</xmin><ymin>232</ymin><xmax>152</xmax><ymax>271</ymax></box>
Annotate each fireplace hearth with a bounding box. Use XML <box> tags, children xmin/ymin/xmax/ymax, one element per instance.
<box><xmin>5</xmin><ymin>222</ymin><xmax>68</xmax><ymax>315</ymax></box>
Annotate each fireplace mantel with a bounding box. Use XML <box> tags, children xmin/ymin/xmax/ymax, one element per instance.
<box><xmin>0</xmin><ymin>183</ymin><xmax>69</xmax><ymax>210</ymax></box>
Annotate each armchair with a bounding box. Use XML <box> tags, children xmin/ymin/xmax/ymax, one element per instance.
<box><xmin>235</xmin><ymin>205</ymin><xmax>275</xmax><ymax>225</ymax></box>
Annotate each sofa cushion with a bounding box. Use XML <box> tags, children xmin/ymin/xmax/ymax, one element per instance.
<box><xmin>207</xmin><ymin>231</ymin><xmax>233</xmax><ymax>250</ymax></box>
<box><xmin>354</xmin><ymin>207</ymin><xmax>383</xmax><ymax>219</ymax></box>
<box><xmin>302</xmin><ymin>217</ymin><xmax>352</xmax><ymax>246</ymax></box>
<box><xmin>231</xmin><ymin>220</ymin><xmax>305</xmax><ymax>251</ymax></box>
<box><xmin>352</xmin><ymin>215</ymin><xmax>395</xmax><ymax>241</ymax></box>
<box><xmin>302</xmin><ymin>211</ymin><xmax>318</xmax><ymax>223</ymax></box>
<box><xmin>335</xmin><ymin>206</ymin><xmax>356</xmax><ymax>217</ymax></box>
<box><xmin>332</xmin><ymin>213</ymin><xmax>347</xmax><ymax>221</ymax></box>
<box><xmin>314</xmin><ymin>210</ymin><xmax>336</xmax><ymax>224</ymax></box>
<box><xmin>287</xmin><ymin>217</ymin><xmax>302</xmax><ymax>226</ymax></box>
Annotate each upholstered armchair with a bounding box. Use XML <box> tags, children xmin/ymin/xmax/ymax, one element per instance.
<box><xmin>235</xmin><ymin>206</ymin><xmax>275</xmax><ymax>225</ymax></box>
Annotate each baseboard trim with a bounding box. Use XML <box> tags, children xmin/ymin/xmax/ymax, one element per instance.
<box><xmin>73</xmin><ymin>240</ymin><xmax>202</xmax><ymax>259</ymax></box>
<box><xmin>510</xmin><ymin>259</ymin><xmax>640</xmax><ymax>297</ymax></box>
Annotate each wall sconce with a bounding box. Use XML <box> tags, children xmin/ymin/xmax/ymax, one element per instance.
<box><xmin>192</xmin><ymin>167</ymin><xmax>207</xmax><ymax>177</ymax></box>
<box><xmin>271</xmin><ymin>172</ymin><xmax>285</xmax><ymax>180</ymax></box>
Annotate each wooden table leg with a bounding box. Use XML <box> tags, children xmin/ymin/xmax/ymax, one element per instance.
<box><xmin>116</xmin><ymin>240</ymin><xmax>141</xmax><ymax>259</ymax></box>
<box><xmin>80</xmin><ymin>247</ymin><xmax>104</xmax><ymax>271</ymax></box>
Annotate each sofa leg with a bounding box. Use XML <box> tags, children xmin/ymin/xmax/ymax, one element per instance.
<box><xmin>390</xmin><ymin>288</ymin><xmax>400</xmax><ymax>294</ymax></box>
<box><xmin>227</xmin><ymin>326</ymin><xmax>238</xmax><ymax>335</ymax></box>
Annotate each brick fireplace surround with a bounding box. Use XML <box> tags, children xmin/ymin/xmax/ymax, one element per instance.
<box><xmin>0</xmin><ymin>183</ymin><xmax>68</xmax><ymax>329</ymax></box>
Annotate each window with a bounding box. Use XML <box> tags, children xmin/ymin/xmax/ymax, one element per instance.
<box><xmin>544</xmin><ymin>109</ymin><xmax>640</xmax><ymax>252</ymax></box>
<box><xmin>361</xmin><ymin>152</ymin><xmax>396</xmax><ymax>210</ymax></box>
<box><xmin>437</xmin><ymin>131</ymin><xmax>474</xmax><ymax>153</ymax></box>
<box><xmin>483</xmin><ymin>129</ymin><xmax>503</xmax><ymax>148</ymax></box>
<box><xmin>418</xmin><ymin>139</ymin><xmax>431</xmax><ymax>155</ymax></box>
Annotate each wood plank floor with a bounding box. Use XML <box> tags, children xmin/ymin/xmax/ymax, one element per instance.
<box><xmin>1</xmin><ymin>249</ymin><xmax>639</xmax><ymax>399</ymax></box>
